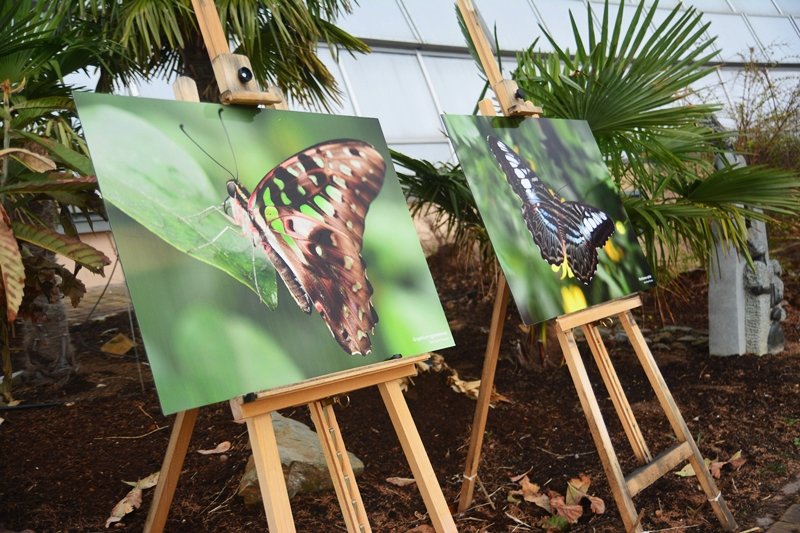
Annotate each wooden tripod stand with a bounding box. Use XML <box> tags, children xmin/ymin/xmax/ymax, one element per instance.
<box><xmin>144</xmin><ymin>1</ymin><xmax>457</xmax><ymax>531</ymax></box>
<box><xmin>453</xmin><ymin>0</ymin><xmax>737</xmax><ymax>531</ymax></box>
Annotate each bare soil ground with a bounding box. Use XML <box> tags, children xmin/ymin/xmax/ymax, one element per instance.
<box><xmin>1</xmin><ymin>231</ymin><xmax>799</xmax><ymax>532</ymax></box>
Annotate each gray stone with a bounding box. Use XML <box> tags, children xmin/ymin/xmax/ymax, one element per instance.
<box><xmin>767</xmin><ymin>521</ymin><xmax>800</xmax><ymax>533</ymax></box>
<box><xmin>237</xmin><ymin>412</ymin><xmax>364</xmax><ymax>505</ymax></box>
<box><xmin>745</xmin><ymin>261</ymin><xmax>772</xmax><ymax>295</ymax></box>
<box><xmin>773</xmin><ymin>276</ymin><xmax>785</xmax><ymax>305</ymax></box>
<box><xmin>769</xmin><ymin>322</ymin><xmax>786</xmax><ymax>354</ymax></box>
<box><xmin>772</xmin><ymin>258</ymin><xmax>784</xmax><ymax>277</ymax></box>
<box><xmin>779</xmin><ymin>504</ymin><xmax>800</xmax><ymax>524</ymax></box>
<box><xmin>709</xmin><ymin>239</ymin><xmax>746</xmax><ymax>356</ymax></box>
<box><xmin>747</xmin><ymin>218</ymin><xmax>769</xmax><ymax>258</ymax></box>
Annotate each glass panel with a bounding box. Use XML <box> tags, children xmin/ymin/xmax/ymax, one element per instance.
<box><xmin>533</xmin><ymin>0</ymin><xmax>591</xmax><ymax>53</ymax></box>
<box><xmin>654</xmin><ymin>0</ymin><xmax>732</xmax><ymax>12</ymax></box>
<box><xmin>341</xmin><ymin>51</ymin><xmax>442</xmax><ymax>139</ymax></box>
<box><xmin>729</xmin><ymin>0</ymin><xmax>780</xmax><ymax>15</ymax></box>
<box><xmin>746</xmin><ymin>16</ymin><xmax>800</xmax><ymax>60</ymax></box>
<box><xmin>422</xmin><ymin>55</ymin><xmax>487</xmax><ymax>114</ymax></box>
<box><xmin>703</xmin><ymin>13</ymin><xmax>761</xmax><ymax>61</ymax></box>
<box><xmin>775</xmin><ymin>0</ymin><xmax>800</xmax><ymax>15</ymax></box>
<box><xmin>390</xmin><ymin>142</ymin><xmax>452</xmax><ymax>164</ymax></box>
<box><xmin>588</xmin><ymin>1</ymin><xmax>655</xmax><ymax>41</ymax></box>
<box><xmin>134</xmin><ymin>74</ymin><xmax>178</xmax><ymax>101</ymax></box>
<box><xmin>337</xmin><ymin>1</ymin><xmax>417</xmax><ymax>43</ymax></box>
<box><xmin>473</xmin><ymin>0</ymin><xmax>542</xmax><ymax>52</ymax></box>
<box><xmin>687</xmin><ymin>69</ymin><xmax>730</xmax><ymax>107</ymax></box>
<box><xmin>401</xmin><ymin>0</ymin><xmax>464</xmax><ymax>47</ymax></box>
<box><xmin>289</xmin><ymin>47</ymin><xmax>355</xmax><ymax>115</ymax></box>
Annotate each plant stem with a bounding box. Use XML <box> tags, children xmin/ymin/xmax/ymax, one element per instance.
<box><xmin>1</xmin><ymin>79</ymin><xmax>10</xmax><ymax>189</ymax></box>
<box><xmin>0</xmin><ymin>320</ymin><xmax>12</xmax><ymax>403</ymax></box>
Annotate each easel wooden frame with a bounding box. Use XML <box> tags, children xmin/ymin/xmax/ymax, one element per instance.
<box><xmin>453</xmin><ymin>1</ymin><xmax>737</xmax><ymax>531</ymax></box>
<box><xmin>144</xmin><ymin>2</ymin><xmax>457</xmax><ymax>531</ymax></box>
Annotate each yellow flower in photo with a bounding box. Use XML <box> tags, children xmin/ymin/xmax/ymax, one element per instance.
<box><xmin>561</xmin><ymin>285</ymin><xmax>588</xmax><ymax>314</ymax></box>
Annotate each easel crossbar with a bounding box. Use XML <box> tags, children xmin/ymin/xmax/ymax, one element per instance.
<box><xmin>231</xmin><ymin>355</ymin><xmax>426</xmax><ymax>418</ymax></box>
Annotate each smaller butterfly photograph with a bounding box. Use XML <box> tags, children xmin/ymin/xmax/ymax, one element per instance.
<box><xmin>442</xmin><ymin>115</ymin><xmax>655</xmax><ymax>325</ymax></box>
<box><xmin>75</xmin><ymin>93</ymin><xmax>453</xmax><ymax>414</ymax></box>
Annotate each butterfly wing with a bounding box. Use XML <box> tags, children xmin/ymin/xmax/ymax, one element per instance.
<box><xmin>487</xmin><ymin>136</ymin><xmax>565</xmax><ymax>266</ymax></box>
<box><xmin>248</xmin><ymin>139</ymin><xmax>386</xmax><ymax>355</ymax></box>
<box><xmin>559</xmin><ymin>201</ymin><xmax>615</xmax><ymax>284</ymax></box>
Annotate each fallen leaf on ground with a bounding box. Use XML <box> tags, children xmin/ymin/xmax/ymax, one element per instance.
<box><xmin>197</xmin><ymin>441</ymin><xmax>232</xmax><ymax>455</ymax></box>
<box><xmin>105</xmin><ymin>488</ymin><xmax>142</xmax><ymax>528</ymax></box>
<box><xmin>386</xmin><ymin>476</ymin><xmax>416</xmax><ymax>487</ymax></box>
<box><xmin>566</xmin><ymin>474</ymin><xmax>592</xmax><ymax>505</ymax></box>
<box><xmin>710</xmin><ymin>450</ymin><xmax>746</xmax><ymax>478</ymax></box>
<box><xmin>100</xmin><ymin>333</ymin><xmax>136</xmax><ymax>356</ymax></box>
<box><xmin>123</xmin><ymin>471</ymin><xmax>160</xmax><ymax>489</ymax></box>
<box><xmin>106</xmin><ymin>472</ymin><xmax>160</xmax><ymax>527</ymax></box>
<box><xmin>549</xmin><ymin>491</ymin><xmax>584</xmax><ymax>524</ymax></box>
<box><xmin>405</xmin><ymin>525</ymin><xmax>434</xmax><ymax>533</ymax></box>
<box><xmin>509</xmin><ymin>470</ymin><xmax>531</xmax><ymax>483</ymax></box>
<box><xmin>509</xmin><ymin>475</ymin><xmax>551</xmax><ymax>512</ymax></box>
<box><xmin>564</xmin><ymin>473</ymin><xmax>605</xmax><ymax>514</ymax></box>
<box><xmin>675</xmin><ymin>457</ymin><xmax>712</xmax><ymax>478</ymax></box>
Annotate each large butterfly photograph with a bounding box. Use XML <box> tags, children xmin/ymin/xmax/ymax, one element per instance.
<box><xmin>443</xmin><ymin>115</ymin><xmax>655</xmax><ymax>325</ymax></box>
<box><xmin>75</xmin><ymin>93</ymin><xmax>453</xmax><ymax>414</ymax></box>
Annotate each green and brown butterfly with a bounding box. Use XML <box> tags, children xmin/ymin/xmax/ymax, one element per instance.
<box><xmin>226</xmin><ymin>139</ymin><xmax>386</xmax><ymax>356</ymax></box>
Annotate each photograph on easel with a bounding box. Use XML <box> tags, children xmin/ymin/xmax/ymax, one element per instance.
<box><xmin>74</xmin><ymin>92</ymin><xmax>454</xmax><ymax>414</ymax></box>
<box><xmin>443</xmin><ymin>115</ymin><xmax>655</xmax><ymax>324</ymax></box>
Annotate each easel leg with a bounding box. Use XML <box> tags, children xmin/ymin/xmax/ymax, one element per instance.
<box><xmin>246</xmin><ymin>412</ymin><xmax>297</xmax><ymax>533</ymax></box>
<box><xmin>555</xmin><ymin>327</ymin><xmax>642</xmax><ymax>533</ymax></box>
<box><xmin>378</xmin><ymin>380</ymin><xmax>458</xmax><ymax>533</ymax></box>
<box><xmin>308</xmin><ymin>400</ymin><xmax>371</xmax><ymax>533</ymax></box>
<box><xmin>458</xmin><ymin>273</ymin><xmax>510</xmax><ymax>512</ymax></box>
<box><xmin>581</xmin><ymin>324</ymin><xmax>652</xmax><ymax>464</ymax></box>
<box><xmin>619</xmin><ymin>311</ymin><xmax>738</xmax><ymax>531</ymax></box>
<box><xmin>144</xmin><ymin>407</ymin><xmax>199</xmax><ymax>533</ymax></box>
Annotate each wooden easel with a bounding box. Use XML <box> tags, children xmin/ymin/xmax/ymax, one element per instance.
<box><xmin>453</xmin><ymin>1</ymin><xmax>737</xmax><ymax>531</ymax></box>
<box><xmin>144</xmin><ymin>2</ymin><xmax>457</xmax><ymax>532</ymax></box>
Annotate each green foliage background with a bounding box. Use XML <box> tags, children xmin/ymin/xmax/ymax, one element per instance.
<box><xmin>443</xmin><ymin>115</ymin><xmax>654</xmax><ymax>324</ymax></box>
<box><xmin>75</xmin><ymin>93</ymin><xmax>453</xmax><ymax>414</ymax></box>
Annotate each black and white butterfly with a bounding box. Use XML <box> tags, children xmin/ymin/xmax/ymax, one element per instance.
<box><xmin>222</xmin><ymin>139</ymin><xmax>385</xmax><ymax>356</ymax></box>
<box><xmin>487</xmin><ymin>135</ymin><xmax>615</xmax><ymax>285</ymax></box>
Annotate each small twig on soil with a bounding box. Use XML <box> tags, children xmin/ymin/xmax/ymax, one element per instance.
<box><xmin>137</xmin><ymin>403</ymin><xmax>156</xmax><ymax>424</ymax></box>
<box><xmin>96</xmin><ymin>425</ymin><xmax>167</xmax><ymax>440</ymax></box>
<box><xmin>477</xmin><ymin>476</ymin><xmax>496</xmax><ymax>510</ymax></box>
<box><xmin>536</xmin><ymin>446</ymin><xmax>596</xmax><ymax>459</ymax></box>
<box><xmin>738</xmin><ymin>527</ymin><xmax>763</xmax><ymax>533</ymax></box>
<box><xmin>504</xmin><ymin>511</ymin><xmax>533</xmax><ymax>530</ymax></box>
<box><xmin>643</xmin><ymin>524</ymin><xmax>702</xmax><ymax>532</ymax></box>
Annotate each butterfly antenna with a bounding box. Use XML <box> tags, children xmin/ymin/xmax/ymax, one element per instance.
<box><xmin>217</xmin><ymin>108</ymin><xmax>240</xmax><ymax>182</ymax></box>
<box><xmin>179</xmin><ymin>123</ymin><xmax>237</xmax><ymax>181</ymax></box>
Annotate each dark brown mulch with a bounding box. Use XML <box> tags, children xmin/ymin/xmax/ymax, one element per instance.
<box><xmin>1</xmin><ymin>234</ymin><xmax>799</xmax><ymax>532</ymax></box>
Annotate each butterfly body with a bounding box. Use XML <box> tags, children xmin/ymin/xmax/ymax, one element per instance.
<box><xmin>227</xmin><ymin>139</ymin><xmax>386</xmax><ymax>355</ymax></box>
<box><xmin>487</xmin><ymin>135</ymin><xmax>614</xmax><ymax>284</ymax></box>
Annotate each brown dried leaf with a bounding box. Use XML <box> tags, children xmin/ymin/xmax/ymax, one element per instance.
<box><xmin>197</xmin><ymin>441</ymin><xmax>231</xmax><ymax>455</ymax></box>
<box><xmin>105</xmin><ymin>487</ymin><xmax>142</xmax><ymax>528</ymax></box>
<box><xmin>0</xmin><ymin>205</ymin><xmax>24</xmax><ymax>321</ymax></box>
<box><xmin>0</xmin><ymin>147</ymin><xmax>56</xmax><ymax>173</ymax></box>
<box><xmin>587</xmin><ymin>494</ymin><xmax>606</xmax><ymax>514</ymax></box>
<box><xmin>549</xmin><ymin>491</ymin><xmax>584</xmax><ymax>524</ymax></box>
<box><xmin>566</xmin><ymin>474</ymin><xmax>592</xmax><ymax>505</ymax></box>
<box><xmin>100</xmin><ymin>333</ymin><xmax>136</xmax><ymax>356</ymax></box>
<box><xmin>711</xmin><ymin>451</ymin><xmax>746</xmax><ymax>478</ymax></box>
<box><xmin>509</xmin><ymin>471</ymin><xmax>530</xmax><ymax>483</ymax></box>
<box><xmin>386</xmin><ymin>476</ymin><xmax>416</xmax><ymax>487</ymax></box>
<box><xmin>728</xmin><ymin>450</ymin><xmax>746</xmax><ymax>470</ymax></box>
<box><xmin>510</xmin><ymin>476</ymin><xmax>551</xmax><ymax>512</ymax></box>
